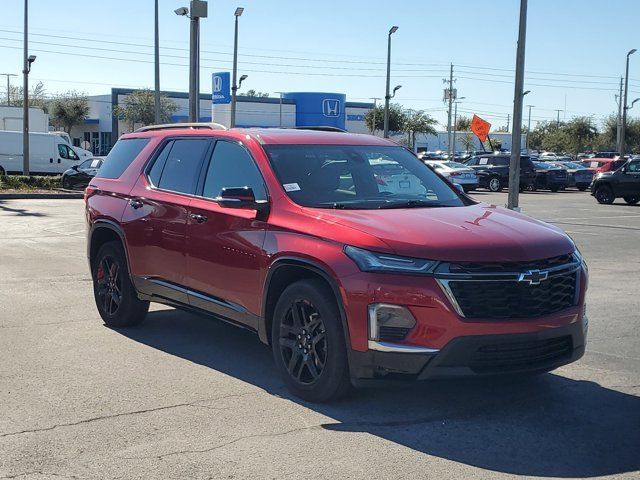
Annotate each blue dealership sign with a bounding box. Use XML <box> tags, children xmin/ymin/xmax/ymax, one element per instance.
<box><xmin>283</xmin><ymin>92</ymin><xmax>346</xmax><ymax>130</ymax></box>
<box><xmin>212</xmin><ymin>72</ymin><xmax>231</xmax><ymax>104</ymax></box>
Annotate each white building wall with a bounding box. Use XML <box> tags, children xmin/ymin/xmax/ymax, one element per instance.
<box><xmin>212</xmin><ymin>101</ymin><xmax>296</xmax><ymax>128</ymax></box>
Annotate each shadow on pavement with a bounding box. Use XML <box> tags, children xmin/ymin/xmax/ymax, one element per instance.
<box><xmin>118</xmin><ymin>308</ymin><xmax>640</xmax><ymax>478</ymax></box>
<box><xmin>0</xmin><ymin>201</ymin><xmax>47</xmax><ymax>217</ymax></box>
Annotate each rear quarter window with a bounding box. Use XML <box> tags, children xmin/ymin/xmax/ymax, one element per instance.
<box><xmin>96</xmin><ymin>138</ymin><xmax>150</xmax><ymax>179</ymax></box>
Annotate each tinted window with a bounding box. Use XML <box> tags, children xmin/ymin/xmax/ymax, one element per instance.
<box><xmin>97</xmin><ymin>138</ymin><xmax>150</xmax><ymax>179</ymax></box>
<box><xmin>628</xmin><ymin>161</ymin><xmax>640</xmax><ymax>172</ymax></box>
<box><xmin>203</xmin><ymin>141</ymin><xmax>266</xmax><ymax>200</ymax></box>
<box><xmin>157</xmin><ymin>139</ymin><xmax>210</xmax><ymax>194</ymax></box>
<box><xmin>491</xmin><ymin>157</ymin><xmax>509</xmax><ymax>166</ymax></box>
<box><xmin>147</xmin><ymin>141</ymin><xmax>174</xmax><ymax>186</ymax></box>
<box><xmin>58</xmin><ymin>144</ymin><xmax>79</xmax><ymax>160</ymax></box>
<box><xmin>265</xmin><ymin>145</ymin><xmax>468</xmax><ymax>209</ymax></box>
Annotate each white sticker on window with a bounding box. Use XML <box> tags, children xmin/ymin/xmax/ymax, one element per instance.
<box><xmin>283</xmin><ymin>183</ymin><xmax>301</xmax><ymax>192</ymax></box>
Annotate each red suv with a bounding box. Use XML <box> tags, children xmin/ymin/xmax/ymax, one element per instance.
<box><xmin>86</xmin><ymin>126</ymin><xmax>588</xmax><ymax>402</ymax></box>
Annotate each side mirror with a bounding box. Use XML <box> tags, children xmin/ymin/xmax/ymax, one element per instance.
<box><xmin>217</xmin><ymin>186</ymin><xmax>266</xmax><ymax>210</ymax></box>
<box><xmin>71</xmin><ymin>165</ymin><xmax>79</xmax><ymax>171</ymax></box>
<box><xmin>453</xmin><ymin>183</ymin><xmax>465</xmax><ymax>193</ymax></box>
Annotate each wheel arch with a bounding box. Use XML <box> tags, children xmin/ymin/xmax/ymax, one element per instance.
<box><xmin>88</xmin><ymin>220</ymin><xmax>131</xmax><ymax>273</ymax></box>
<box><xmin>260</xmin><ymin>258</ymin><xmax>351</xmax><ymax>351</ymax></box>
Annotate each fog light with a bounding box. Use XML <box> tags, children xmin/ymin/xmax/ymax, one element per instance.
<box><xmin>368</xmin><ymin>304</ymin><xmax>416</xmax><ymax>341</ymax></box>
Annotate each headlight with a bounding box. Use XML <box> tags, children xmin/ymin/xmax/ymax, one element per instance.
<box><xmin>344</xmin><ymin>245</ymin><xmax>437</xmax><ymax>274</ymax></box>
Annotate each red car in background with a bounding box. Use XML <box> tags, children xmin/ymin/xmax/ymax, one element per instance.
<box><xmin>85</xmin><ymin>125</ymin><xmax>588</xmax><ymax>402</ymax></box>
<box><xmin>582</xmin><ymin>158</ymin><xmax>627</xmax><ymax>174</ymax></box>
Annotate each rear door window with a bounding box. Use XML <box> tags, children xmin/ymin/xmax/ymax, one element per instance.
<box><xmin>156</xmin><ymin>139</ymin><xmax>210</xmax><ymax>195</ymax></box>
<box><xmin>97</xmin><ymin>138</ymin><xmax>150</xmax><ymax>179</ymax></box>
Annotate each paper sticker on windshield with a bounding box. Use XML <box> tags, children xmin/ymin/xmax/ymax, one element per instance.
<box><xmin>283</xmin><ymin>183</ymin><xmax>301</xmax><ymax>192</ymax></box>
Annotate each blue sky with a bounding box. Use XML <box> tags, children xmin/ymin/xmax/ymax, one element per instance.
<box><xmin>1</xmin><ymin>0</ymin><xmax>639</xmax><ymax>130</ymax></box>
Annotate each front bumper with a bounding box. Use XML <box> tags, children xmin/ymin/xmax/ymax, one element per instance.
<box><xmin>350</xmin><ymin>316</ymin><xmax>587</xmax><ymax>381</ymax></box>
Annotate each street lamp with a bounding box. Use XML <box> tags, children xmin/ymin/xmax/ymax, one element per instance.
<box><xmin>22</xmin><ymin>0</ymin><xmax>36</xmax><ymax>175</ymax></box>
<box><xmin>621</xmin><ymin>48</ymin><xmax>637</xmax><ymax>156</ymax></box>
<box><xmin>526</xmin><ymin>104</ymin><xmax>535</xmax><ymax>151</ymax></box>
<box><xmin>176</xmin><ymin>1</ymin><xmax>208</xmax><ymax>122</ymax></box>
<box><xmin>154</xmin><ymin>0</ymin><xmax>161</xmax><ymax>124</ymax></box>
<box><xmin>452</xmin><ymin>97</ymin><xmax>466</xmax><ymax>156</ymax></box>
<box><xmin>383</xmin><ymin>25</ymin><xmax>398</xmax><ymax>138</ymax></box>
<box><xmin>391</xmin><ymin>85</ymin><xmax>401</xmax><ymax>98</ymax></box>
<box><xmin>230</xmin><ymin>6</ymin><xmax>244</xmax><ymax>128</ymax></box>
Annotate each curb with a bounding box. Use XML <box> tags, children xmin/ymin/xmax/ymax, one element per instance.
<box><xmin>0</xmin><ymin>192</ymin><xmax>84</xmax><ymax>199</ymax></box>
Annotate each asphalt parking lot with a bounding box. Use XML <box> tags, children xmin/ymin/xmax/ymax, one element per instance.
<box><xmin>0</xmin><ymin>191</ymin><xmax>638</xmax><ymax>480</ymax></box>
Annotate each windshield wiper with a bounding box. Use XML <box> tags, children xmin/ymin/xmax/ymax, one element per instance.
<box><xmin>378</xmin><ymin>199</ymin><xmax>447</xmax><ymax>209</ymax></box>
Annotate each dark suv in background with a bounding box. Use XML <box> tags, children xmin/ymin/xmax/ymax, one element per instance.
<box><xmin>464</xmin><ymin>154</ymin><xmax>537</xmax><ymax>192</ymax></box>
<box><xmin>591</xmin><ymin>159</ymin><xmax>640</xmax><ymax>204</ymax></box>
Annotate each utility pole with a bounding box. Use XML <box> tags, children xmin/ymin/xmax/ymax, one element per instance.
<box><xmin>383</xmin><ymin>26</ymin><xmax>398</xmax><ymax>138</ymax></box>
<box><xmin>445</xmin><ymin>63</ymin><xmax>455</xmax><ymax>159</ymax></box>
<box><xmin>186</xmin><ymin>1</ymin><xmax>207</xmax><ymax>122</ymax></box>
<box><xmin>154</xmin><ymin>0</ymin><xmax>161</xmax><ymax>124</ymax></box>
<box><xmin>506</xmin><ymin>113</ymin><xmax>510</xmax><ymax>132</ymax></box>
<box><xmin>555</xmin><ymin>109</ymin><xmax>562</xmax><ymax>126</ymax></box>
<box><xmin>621</xmin><ymin>48</ymin><xmax>637</xmax><ymax>157</ymax></box>
<box><xmin>1</xmin><ymin>74</ymin><xmax>17</xmax><ymax>105</ymax></box>
<box><xmin>275</xmin><ymin>91</ymin><xmax>284</xmax><ymax>127</ymax></box>
<box><xmin>370</xmin><ymin>97</ymin><xmax>380</xmax><ymax>134</ymax></box>
<box><xmin>507</xmin><ymin>0</ymin><xmax>527</xmax><ymax>211</ymax></box>
<box><xmin>22</xmin><ymin>0</ymin><xmax>29</xmax><ymax>175</ymax></box>
<box><xmin>616</xmin><ymin>77</ymin><xmax>623</xmax><ymax>153</ymax></box>
<box><xmin>526</xmin><ymin>104</ymin><xmax>534</xmax><ymax>151</ymax></box>
<box><xmin>451</xmin><ymin>97</ymin><xmax>465</xmax><ymax>156</ymax></box>
<box><xmin>230</xmin><ymin>7</ymin><xmax>244</xmax><ymax>128</ymax></box>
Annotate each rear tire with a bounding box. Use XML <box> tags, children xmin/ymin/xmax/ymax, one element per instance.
<box><xmin>271</xmin><ymin>279</ymin><xmax>351</xmax><ymax>402</ymax></box>
<box><xmin>595</xmin><ymin>185</ymin><xmax>614</xmax><ymax>204</ymax></box>
<box><xmin>92</xmin><ymin>241</ymin><xmax>149</xmax><ymax>328</ymax></box>
<box><xmin>550</xmin><ymin>186</ymin><xmax>559</xmax><ymax>192</ymax></box>
<box><xmin>488</xmin><ymin>176</ymin><xmax>503</xmax><ymax>192</ymax></box>
<box><xmin>577</xmin><ymin>185</ymin><xmax>588</xmax><ymax>191</ymax></box>
<box><xmin>623</xmin><ymin>196</ymin><xmax>639</xmax><ymax>205</ymax></box>
<box><xmin>62</xmin><ymin>176</ymin><xmax>71</xmax><ymax>190</ymax></box>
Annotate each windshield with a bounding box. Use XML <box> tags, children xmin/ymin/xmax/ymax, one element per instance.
<box><xmin>534</xmin><ymin>162</ymin><xmax>554</xmax><ymax>169</ymax></box>
<box><xmin>265</xmin><ymin>145</ymin><xmax>470</xmax><ymax>209</ymax></box>
<box><xmin>444</xmin><ymin>161</ymin><xmax>468</xmax><ymax>169</ymax></box>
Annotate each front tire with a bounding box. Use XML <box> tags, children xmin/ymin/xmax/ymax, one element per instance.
<box><xmin>595</xmin><ymin>185</ymin><xmax>614</xmax><ymax>204</ymax></box>
<box><xmin>271</xmin><ymin>279</ymin><xmax>351</xmax><ymax>402</ymax></box>
<box><xmin>92</xmin><ymin>241</ymin><xmax>149</xmax><ymax>328</ymax></box>
<box><xmin>488</xmin><ymin>176</ymin><xmax>503</xmax><ymax>192</ymax></box>
<box><xmin>623</xmin><ymin>196</ymin><xmax>639</xmax><ymax>205</ymax></box>
<box><xmin>577</xmin><ymin>185</ymin><xmax>588</xmax><ymax>191</ymax></box>
<box><xmin>62</xmin><ymin>176</ymin><xmax>71</xmax><ymax>190</ymax></box>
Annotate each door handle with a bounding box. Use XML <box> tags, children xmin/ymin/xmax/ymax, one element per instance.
<box><xmin>190</xmin><ymin>213</ymin><xmax>208</xmax><ymax>224</ymax></box>
<box><xmin>129</xmin><ymin>199</ymin><xmax>143</xmax><ymax>210</ymax></box>
<box><xmin>50</xmin><ymin>158</ymin><xmax>53</xmax><ymax>163</ymax></box>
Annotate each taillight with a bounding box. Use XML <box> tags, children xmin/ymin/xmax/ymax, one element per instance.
<box><xmin>449</xmin><ymin>171</ymin><xmax>461</xmax><ymax>177</ymax></box>
<box><xmin>84</xmin><ymin>185</ymin><xmax>100</xmax><ymax>202</ymax></box>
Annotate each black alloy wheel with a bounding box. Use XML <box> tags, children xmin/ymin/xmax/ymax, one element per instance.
<box><xmin>623</xmin><ymin>196</ymin><xmax>639</xmax><ymax>205</ymax></box>
<box><xmin>279</xmin><ymin>299</ymin><xmax>328</xmax><ymax>385</ymax></box>
<box><xmin>95</xmin><ymin>255</ymin><xmax>122</xmax><ymax>316</ymax></box>
<box><xmin>595</xmin><ymin>186</ymin><xmax>614</xmax><ymax>204</ymax></box>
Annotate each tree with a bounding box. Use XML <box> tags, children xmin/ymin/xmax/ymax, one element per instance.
<box><xmin>365</xmin><ymin>103</ymin><xmax>406</xmax><ymax>134</ymax></box>
<box><xmin>112</xmin><ymin>89</ymin><xmax>178</xmax><ymax>131</ymax></box>
<box><xmin>561</xmin><ymin>116</ymin><xmax>598</xmax><ymax>154</ymax></box>
<box><xmin>8</xmin><ymin>81</ymin><xmax>48</xmax><ymax>110</ymax></box>
<box><xmin>454</xmin><ymin>116</ymin><xmax>471</xmax><ymax>131</ymax></box>
<box><xmin>528</xmin><ymin>121</ymin><xmax>562</xmax><ymax>151</ymax></box>
<box><xmin>403</xmin><ymin>110</ymin><xmax>438</xmax><ymax>149</ymax></box>
<box><xmin>242</xmin><ymin>89</ymin><xmax>269</xmax><ymax>98</ymax></box>
<box><xmin>461</xmin><ymin>132</ymin><xmax>476</xmax><ymax>151</ymax></box>
<box><xmin>49</xmin><ymin>92</ymin><xmax>90</xmax><ymax>134</ymax></box>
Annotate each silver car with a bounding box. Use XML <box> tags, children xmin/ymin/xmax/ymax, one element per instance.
<box><xmin>425</xmin><ymin>160</ymin><xmax>479</xmax><ymax>192</ymax></box>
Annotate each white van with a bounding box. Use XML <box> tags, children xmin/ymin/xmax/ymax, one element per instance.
<box><xmin>0</xmin><ymin>131</ymin><xmax>83</xmax><ymax>174</ymax></box>
<box><xmin>50</xmin><ymin>131</ymin><xmax>94</xmax><ymax>160</ymax></box>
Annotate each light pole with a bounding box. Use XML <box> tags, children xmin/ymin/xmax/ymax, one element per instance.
<box><xmin>554</xmin><ymin>109</ymin><xmax>562</xmax><ymax>126</ymax></box>
<box><xmin>451</xmin><ymin>97</ymin><xmax>465</xmax><ymax>156</ymax></box>
<box><xmin>383</xmin><ymin>26</ymin><xmax>398</xmax><ymax>138</ymax></box>
<box><xmin>230</xmin><ymin>7</ymin><xmax>244</xmax><ymax>128</ymax></box>
<box><xmin>369</xmin><ymin>97</ymin><xmax>381</xmax><ymax>134</ymax></box>
<box><xmin>154</xmin><ymin>0</ymin><xmax>161</xmax><ymax>124</ymax></box>
<box><xmin>1</xmin><ymin>73</ymin><xmax>17</xmax><ymax>105</ymax></box>
<box><xmin>526</xmin><ymin>104</ymin><xmax>535</xmax><ymax>151</ymax></box>
<box><xmin>507</xmin><ymin>0</ymin><xmax>527</xmax><ymax>211</ymax></box>
<box><xmin>275</xmin><ymin>91</ymin><xmax>284</xmax><ymax>127</ymax></box>
<box><xmin>621</xmin><ymin>48</ymin><xmax>637</xmax><ymax>157</ymax></box>
<box><xmin>176</xmin><ymin>1</ymin><xmax>208</xmax><ymax>122</ymax></box>
<box><xmin>22</xmin><ymin>0</ymin><xmax>36</xmax><ymax>175</ymax></box>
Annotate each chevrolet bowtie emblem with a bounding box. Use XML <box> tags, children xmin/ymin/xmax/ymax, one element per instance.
<box><xmin>518</xmin><ymin>269</ymin><xmax>548</xmax><ymax>285</ymax></box>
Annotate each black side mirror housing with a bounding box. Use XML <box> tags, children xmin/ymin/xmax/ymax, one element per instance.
<box><xmin>217</xmin><ymin>186</ymin><xmax>267</xmax><ymax>211</ymax></box>
<box><xmin>71</xmin><ymin>165</ymin><xmax>79</xmax><ymax>171</ymax></box>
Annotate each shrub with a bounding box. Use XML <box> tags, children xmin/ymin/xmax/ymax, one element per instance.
<box><xmin>0</xmin><ymin>175</ymin><xmax>62</xmax><ymax>191</ymax></box>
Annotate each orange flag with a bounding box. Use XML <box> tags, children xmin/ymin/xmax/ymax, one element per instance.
<box><xmin>470</xmin><ymin>114</ymin><xmax>491</xmax><ymax>142</ymax></box>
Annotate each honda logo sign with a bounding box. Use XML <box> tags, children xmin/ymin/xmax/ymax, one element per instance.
<box><xmin>322</xmin><ymin>98</ymin><xmax>340</xmax><ymax>117</ymax></box>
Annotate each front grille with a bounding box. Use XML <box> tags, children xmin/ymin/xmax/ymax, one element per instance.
<box><xmin>470</xmin><ymin>336</ymin><xmax>573</xmax><ymax>373</ymax></box>
<box><xmin>449</xmin><ymin>254</ymin><xmax>573</xmax><ymax>274</ymax></box>
<box><xmin>379</xmin><ymin>326</ymin><xmax>411</xmax><ymax>342</ymax></box>
<box><xmin>448</xmin><ymin>272</ymin><xmax>577</xmax><ymax>319</ymax></box>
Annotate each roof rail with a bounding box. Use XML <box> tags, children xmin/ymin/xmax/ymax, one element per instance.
<box><xmin>135</xmin><ymin>122</ymin><xmax>228</xmax><ymax>132</ymax></box>
<box><xmin>290</xmin><ymin>126</ymin><xmax>347</xmax><ymax>133</ymax></box>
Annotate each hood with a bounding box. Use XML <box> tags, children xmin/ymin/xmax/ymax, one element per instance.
<box><xmin>301</xmin><ymin>202</ymin><xmax>574</xmax><ymax>262</ymax></box>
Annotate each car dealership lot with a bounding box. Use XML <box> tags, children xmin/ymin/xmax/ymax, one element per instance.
<box><xmin>0</xmin><ymin>193</ymin><xmax>638</xmax><ymax>479</ymax></box>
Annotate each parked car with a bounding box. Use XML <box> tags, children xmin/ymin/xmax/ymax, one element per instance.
<box><xmin>581</xmin><ymin>158</ymin><xmax>627</xmax><ymax>174</ymax></box>
<box><xmin>62</xmin><ymin>157</ymin><xmax>104</xmax><ymax>190</ymax></box>
<box><xmin>532</xmin><ymin>161</ymin><xmax>568</xmax><ymax>192</ymax></box>
<box><xmin>425</xmin><ymin>160</ymin><xmax>479</xmax><ymax>192</ymax></box>
<box><xmin>464</xmin><ymin>154</ymin><xmax>537</xmax><ymax>192</ymax></box>
<box><xmin>593</xmin><ymin>151</ymin><xmax>620</xmax><ymax>159</ymax></box>
<box><xmin>548</xmin><ymin>161</ymin><xmax>593</xmax><ymax>191</ymax></box>
<box><xmin>591</xmin><ymin>158</ymin><xmax>640</xmax><ymax>204</ymax></box>
<box><xmin>85</xmin><ymin>125</ymin><xmax>588</xmax><ymax>402</ymax></box>
<box><xmin>0</xmin><ymin>130</ymin><xmax>82</xmax><ymax>175</ymax></box>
